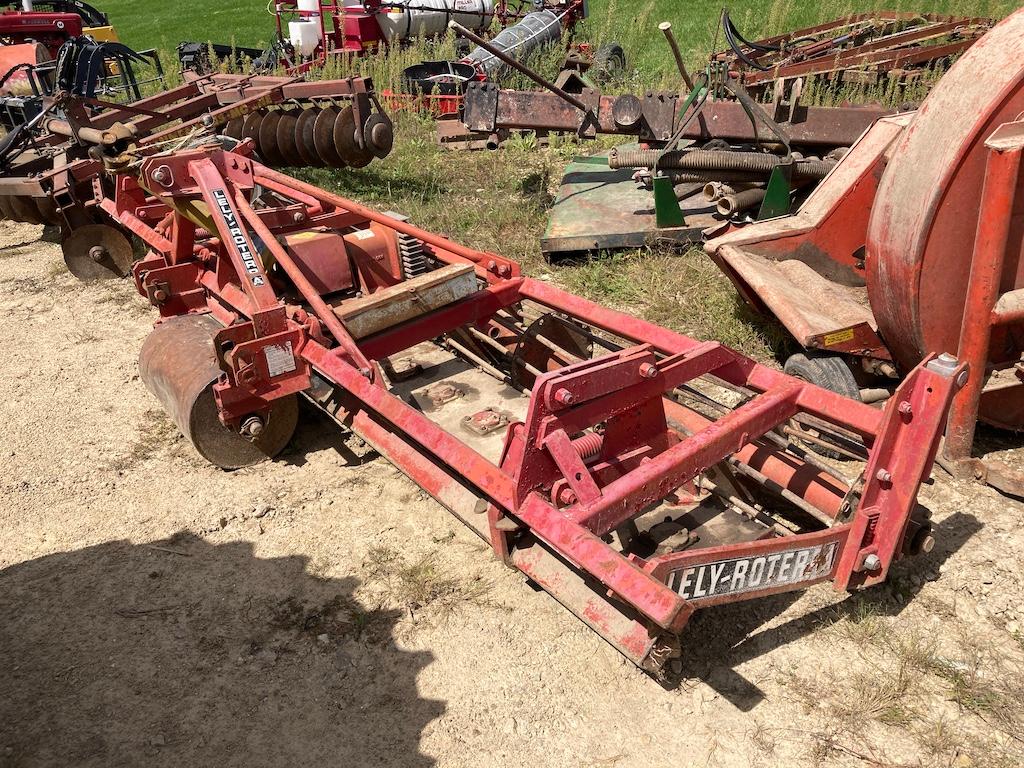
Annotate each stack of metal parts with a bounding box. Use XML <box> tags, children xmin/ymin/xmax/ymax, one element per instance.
<box><xmin>714</xmin><ymin>10</ymin><xmax>993</xmax><ymax>97</ymax></box>
<box><xmin>450</xmin><ymin>19</ymin><xmax>890</xmax><ymax>256</ymax></box>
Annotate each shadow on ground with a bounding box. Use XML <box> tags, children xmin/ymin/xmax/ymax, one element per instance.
<box><xmin>0</xmin><ymin>533</ymin><xmax>443</xmax><ymax>767</ymax></box>
<box><xmin>669</xmin><ymin>510</ymin><xmax>983</xmax><ymax>711</ymax></box>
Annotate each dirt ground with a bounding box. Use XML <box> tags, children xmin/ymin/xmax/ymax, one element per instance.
<box><xmin>1</xmin><ymin>219</ymin><xmax>1023</xmax><ymax>768</ymax></box>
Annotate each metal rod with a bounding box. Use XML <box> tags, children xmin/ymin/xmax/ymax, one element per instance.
<box><xmin>658</xmin><ymin>22</ymin><xmax>694</xmax><ymax>92</ymax></box>
<box><xmin>448</xmin><ymin>21</ymin><xmax>590</xmax><ymax>113</ymax></box>
<box><xmin>727</xmin><ymin>457</ymin><xmax>835</xmax><ymax>527</ymax></box>
<box><xmin>701</xmin><ymin>478</ymin><xmax>796</xmax><ymax>537</ymax></box>
<box><xmin>781</xmin><ymin>424</ymin><xmax>863</xmax><ymax>462</ymax></box>
<box><xmin>446</xmin><ymin>336</ymin><xmax>509</xmax><ymax>382</ymax></box>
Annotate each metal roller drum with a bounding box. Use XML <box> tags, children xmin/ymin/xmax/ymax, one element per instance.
<box><xmin>139</xmin><ymin>314</ymin><xmax>299</xmax><ymax>469</ymax></box>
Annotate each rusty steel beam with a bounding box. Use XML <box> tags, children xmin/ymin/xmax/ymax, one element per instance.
<box><xmin>461</xmin><ymin>83</ymin><xmax>892</xmax><ymax>147</ymax></box>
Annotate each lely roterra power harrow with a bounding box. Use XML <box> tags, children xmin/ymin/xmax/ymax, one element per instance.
<box><xmin>23</xmin><ymin>100</ymin><xmax>965</xmax><ymax>672</ymax></box>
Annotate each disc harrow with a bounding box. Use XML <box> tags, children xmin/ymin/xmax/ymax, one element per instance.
<box><xmin>0</xmin><ymin>72</ymin><xmax>393</xmax><ymax>236</ymax></box>
<box><xmin>216</xmin><ymin>102</ymin><xmax>391</xmax><ymax>169</ymax></box>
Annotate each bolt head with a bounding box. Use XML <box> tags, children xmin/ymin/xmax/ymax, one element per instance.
<box><xmin>956</xmin><ymin>368</ymin><xmax>969</xmax><ymax>388</ymax></box>
<box><xmin>240</xmin><ymin>416</ymin><xmax>265</xmax><ymax>439</ymax></box>
<box><xmin>88</xmin><ymin>245</ymin><xmax>106</xmax><ymax>262</ymax></box>
<box><xmin>875</xmin><ymin>468</ymin><xmax>892</xmax><ymax>484</ymax></box>
<box><xmin>862</xmin><ymin>553</ymin><xmax>881</xmax><ymax>572</ymax></box>
<box><xmin>898</xmin><ymin>400</ymin><xmax>913</xmax><ymax>418</ymax></box>
<box><xmin>553</xmin><ymin>388</ymin><xmax>575</xmax><ymax>406</ymax></box>
<box><xmin>639</xmin><ymin>362</ymin><xmax>658</xmax><ymax>379</ymax></box>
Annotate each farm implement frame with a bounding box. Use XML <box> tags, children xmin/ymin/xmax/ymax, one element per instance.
<box><xmin>69</xmin><ymin>123</ymin><xmax>966</xmax><ymax>671</ymax></box>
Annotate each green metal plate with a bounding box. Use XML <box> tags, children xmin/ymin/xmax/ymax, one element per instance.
<box><xmin>541</xmin><ymin>147</ymin><xmax>716</xmax><ymax>260</ymax></box>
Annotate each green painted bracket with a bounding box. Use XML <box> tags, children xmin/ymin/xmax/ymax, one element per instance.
<box><xmin>758</xmin><ymin>165</ymin><xmax>793</xmax><ymax>219</ymax></box>
<box><xmin>653</xmin><ymin>175</ymin><xmax>685</xmax><ymax>228</ymax></box>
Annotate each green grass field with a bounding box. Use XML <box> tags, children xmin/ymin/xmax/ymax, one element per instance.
<box><xmin>97</xmin><ymin>0</ymin><xmax>1017</xmax><ymax>358</ymax></box>
<box><xmin>103</xmin><ymin>0</ymin><xmax>1017</xmax><ymax>73</ymax></box>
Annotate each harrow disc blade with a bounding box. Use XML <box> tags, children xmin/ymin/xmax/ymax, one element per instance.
<box><xmin>275</xmin><ymin>109</ymin><xmax>305</xmax><ymax>168</ymax></box>
<box><xmin>139</xmin><ymin>314</ymin><xmax>298</xmax><ymax>469</ymax></box>
<box><xmin>312</xmin><ymin>106</ymin><xmax>346</xmax><ymax>168</ymax></box>
<box><xmin>257</xmin><ymin>110</ymin><xmax>287</xmax><ymax>167</ymax></box>
<box><xmin>62</xmin><ymin>224</ymin><xmax>134</xmax><ymax>280</ymax></box>
<box><xmin>363</xmin><ymin>113</ymin><xmax>394</xmax><ymax>159</ymax></box>
<box><xmin>241</xmin><ymin>112</ymin><xmax>264</xmax><ymax>145</ymax></box>
<box><xmin>294</xmin><ymin>108</ymin><xmax>324</xmax><ymax>168</ymax></box>
<box><xmin>36</xmin><ymin>197</ymin><xmax>60</xmax><ymax>226</ymax></box>
<box><xmin>0</xmin><ymin>194</ymin><xmax>18</xmax><ymax>222</ymax></box>
<box><xmin>10</xmin><ymin>195</ymin><xmax>42</xmax><ymax>224</ymax></box>
<box><xmin>222</xmin><ymin>117</ymin><xmax>245</xmax><ymax>140</ymax></box>
<box><xmin>333</xmin><ymin>105</ymin><xmax>373</xmax><ymax>168</ymax></box>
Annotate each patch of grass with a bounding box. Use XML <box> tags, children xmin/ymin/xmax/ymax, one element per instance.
<box><xmin>107</xmin><ymin>409</ymin><xmax>180</xmax><ymax>471</ymax></box>
<box><xmin>559</xmin><ymin>248</ymin><xmax>786</xmax><ymax>360</ymax></box>
<box><xmin>364</xmin><ymin>545</ymin><xmax>492</xmax><ymax>615</ymax></box>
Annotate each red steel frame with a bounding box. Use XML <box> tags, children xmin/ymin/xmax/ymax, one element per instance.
<box><xmin>111</xmin><ymin>139</ymin><xmax>963</xmax><ymax>669</ymax></box>
<box><xmin>944</xmin><ymin>120</ymin><xmax>1024</xmax><ymax>479</ymax></box>
<box><xmin>715</xmin><ymin>12</ymin><xmax>991</xmax><ymax>94</ymax></box>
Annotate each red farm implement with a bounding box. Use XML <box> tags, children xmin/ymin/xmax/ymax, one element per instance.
<box><xmin>273</xmin><ymin>0</ymin><xmax>585</xmax><ymax>68</ymax></box>
<box><xmin>0</xmin><ymin>71</ymin><xmax>393</xmax><ymax>276</ymax></box>
<box><xmin>45</xmin><ymin>115</ymin><xmax>966</xmax><ymax>671</ymax></box>
<box><xmin>713</xmin><ymin>10</ymin><xmax>992</xmax><ymax>98</ymax></box>
<box><xmin>705</xmin><ymin>9</ymin><xmax>1024</xmax><ymax>496</ymax></box>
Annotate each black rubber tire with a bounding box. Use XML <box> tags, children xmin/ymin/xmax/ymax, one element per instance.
<box><xmin>591</xmin><ymin>43</ymin><xmax>626</xmax><ymax>84</ymax></box>
<box><xmin>783</xmin><ymin>352</ymin><xmax>860</xmax><ymax>460</ymax></box>
<box><xmin>783</xmin><ymin>352</ymin><xmax>860</xmax><ymax>399</ymax></box>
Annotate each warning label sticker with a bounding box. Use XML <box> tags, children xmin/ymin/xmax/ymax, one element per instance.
<box><xmin>264</xmin><ymin>342</ymin><xmax>297</xmax><ymax>378</ymax></box>
<box><xmin>823</xmin><ymin>328</ymin><xmax>856</xmax><ymax>347</ymax></box>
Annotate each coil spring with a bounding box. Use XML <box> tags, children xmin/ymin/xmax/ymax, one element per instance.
<box><xmin>608</xmin><ymin>148</ymin><xmax>836</xmax><ymax>180</ymax></box>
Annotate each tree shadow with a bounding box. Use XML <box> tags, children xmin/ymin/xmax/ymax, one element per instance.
<box><xmin>664</xmin><ymin>511</ymin><xmax>983</xmax><ymax>711</ymax></box>
<box><xmin>0</xmin><ymin>533</ymin><xmax>443</xmax><ymax>767</ymax></box>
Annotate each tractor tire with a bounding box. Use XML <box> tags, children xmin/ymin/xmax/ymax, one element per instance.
<box><xmin>783</xmin><ymin>352</ymin><xmax>861</xmax><ymax>460</ymax></box>
<box><xmin>591</xmin><ymin>43</ymin><xmax>626</xmax><ymax>84</ymax></box>
<box><xmin>783</xmin><ymin>352</ymin><xmax>860</xmax><ymax>399</ymax></box>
